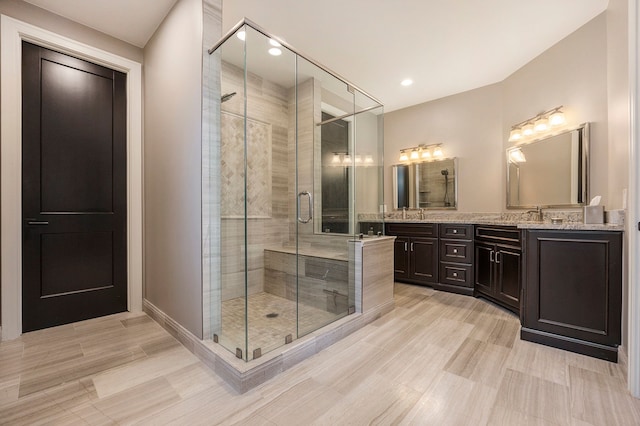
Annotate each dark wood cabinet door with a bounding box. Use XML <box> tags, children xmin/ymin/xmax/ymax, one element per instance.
<box><xmin>410</xmin><ymin>237</ymin><xmax>438</xmax><ymax>283</ymax></box>
<box><xmin>393</xmin><ymin>237</ymin><xmax>410</xmax><ymax>279</ymax></box>
<box><xmin>524</xmin><ymin>230</ymin><xmax>622</xmax><ymax>347</ymax></box>
<box><xmin>495</xmin><ymin>247</ymin><xmax>521</xmax><ymax>309</ymax></box>
<box><xmin>474</xmin><ymin>242</ymin><xmax>494</xmax><ymax>295</ymax></box>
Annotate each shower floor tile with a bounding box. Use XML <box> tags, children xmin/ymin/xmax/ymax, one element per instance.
<box><xmin>219</xmin><ymin>292</ymin><xmax>344</xmax><ymax>360</ymax></box>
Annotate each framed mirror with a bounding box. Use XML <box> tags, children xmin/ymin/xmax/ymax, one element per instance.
<box><xmin>506</xmin><ymin>123</ymin><xmax>589</xmax><ymax>208</ymax></box>
<box><xmin>392</xmin><ymin>158</ymin><xmax>458</xmax><ymax>210</ymax></box>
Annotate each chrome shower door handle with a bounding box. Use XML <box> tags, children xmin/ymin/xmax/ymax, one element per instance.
<box><xmin>297</xmin><ymin>191</ymin><xmax>313</xmax><ymax>223</ymax></box>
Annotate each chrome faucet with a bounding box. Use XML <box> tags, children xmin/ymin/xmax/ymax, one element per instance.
<box><xmin>527</xmin><ymin>205</ymin><xmax>543</xmax><ymax>221</ymax></box>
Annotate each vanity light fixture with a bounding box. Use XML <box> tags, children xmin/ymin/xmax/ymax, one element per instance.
<box><xmin>331</xmin><ymin>153</ymin><xmax>342</xmax><ymax>164</ymax></box>
<box><xmin>508</xmin><ymin>106</ymin><xmax>566</xmax><ymax>142</ymax></box>
<box><xmin>342</xmin><ymin>154</ymin><xmax>351</xmax><ymax>164</ymax></box>
<box><xmin>399</xmin><ymin>143</ymin><xmax>444</xmax><ymax>162</ymax></box>
<box><xmin>364</xmin><ymin>154</ymin><xmax>374</xmax><ymax>164</ymax></box>
<box><xmin>355</xmin><ymin>155</ymin><xmax>362</xmax><ymax>164</ymax></box>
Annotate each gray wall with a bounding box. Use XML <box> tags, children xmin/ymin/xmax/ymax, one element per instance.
<box><xmin>0</xmin><ymin>0</ymin><xmax>143</xmax><ymax>328</ymax></box>
<box><xmin>384</xmin><ymin>13</ymin><xmax>612</xmax><ymax>213</ymax></box>
<box><xmin>143</xmin><ymin>0</ymin><xmax>221</xmax><ymax>338</ymax></box>
<box><xmin>384</xmin><ymin>83</ymin><xmax>503</xmax><ymax>212</ymax></box>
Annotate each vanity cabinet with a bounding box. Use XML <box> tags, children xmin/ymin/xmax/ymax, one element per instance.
<box><xmin>385</xmin><ymin>223</ymin><xmax>439</xmax><ymax>286</ymax></box>
<box><xmin>474</xmin><ymin>225</ymin><xmax>522</xmax><ymax>313</ymax></box>
<box><xmin>521</xmin><ymin>230</ymin><xmax>622</xmax><ymax>362</ymax></box>
<box><xmin>439</xmin><ymin>224</ymin><xmax>474</xmax><ymax>295</ymax></box>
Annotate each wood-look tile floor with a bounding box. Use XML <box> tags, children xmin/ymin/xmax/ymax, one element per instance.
<box><xmin>2</xmin><ymin>283</ymin><xmax>640</xmax><ymax>425</ymax></box>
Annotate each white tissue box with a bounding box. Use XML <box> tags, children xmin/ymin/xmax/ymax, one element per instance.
<box><xmin>584</xmin><ymin>205</ymin><xmax>604</xmax><ymax>224</ymax></box>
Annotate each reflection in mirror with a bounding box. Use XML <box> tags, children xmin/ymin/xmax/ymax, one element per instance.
<box><xmin>392</xmin><ymin>158</ymin><xmax>458</xmax><ymax>210</ymax></box>
<box><xmin>506</xmin><ymin>123</ymin><xmax>588</xmax><ymax>208</ymax></box>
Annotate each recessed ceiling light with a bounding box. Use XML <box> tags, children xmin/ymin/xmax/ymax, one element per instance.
<box><xmin>401</xmin><ymin>79</ymin><xmax>413</xmax><ymax>87</ymax></box>
<box><xmin>236</xmin><ymin>30</ymin><xmax>246</xmax><ymax>41</ymax></box>
<box><xmin>268</xmin><ymin>47</ymin><xmax>282</xmax><ymax>56</ymax></box>
<box><xmin>269</xmin><ymin>39</ymin><xmax>281</xmax><ymax>47</ymax></box>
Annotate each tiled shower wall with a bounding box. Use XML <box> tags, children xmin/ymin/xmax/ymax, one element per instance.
<box><xmin>219</xmin><ymin>61</ymin><xmax>290</xmax><ymax>301</ymax></box>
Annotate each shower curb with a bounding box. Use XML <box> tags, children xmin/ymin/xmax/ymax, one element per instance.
<box><xmin>143</xmin><ymin>298</ymin><xmax>394</xmax><ymax>393</ymax></box>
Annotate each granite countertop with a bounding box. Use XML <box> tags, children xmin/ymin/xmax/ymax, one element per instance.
<box><xmin>359</xmin><ymin>211</ymin><xmax>625</xmax><ymax>232</ymax></box>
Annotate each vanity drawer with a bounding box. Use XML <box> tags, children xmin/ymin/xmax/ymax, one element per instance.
<box><xmin>475</xmin><ymin>225</ymin><xmax>521</xmax><ymax>246</ymax></box>
<box><xmin>439</xmin><ymin>263</ymin><xmax>473</xmax><ymax>288</ymax></box>
<box><xmin>440</xmin><ymin>224</ymin><xmax>473</xmax><ymax>240</ymax></box>
<box><xmin>386</xmin><ymin>222</ymin><xmax>437</xmax><ymax>237</ymax></box>
<box><xmin>440</xmin><ymin>240</ymin><xmax>473</xmax><ymax>263</ymax></box>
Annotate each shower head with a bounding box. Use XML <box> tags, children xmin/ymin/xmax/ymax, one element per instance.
<box><xmin>441</xmin><ymin>169</ymin><xmax>449</xmax><ymax>176</ymax></box>
<box><xmin>221</xmin><ymin>92</ymin><xmax>237</xmax><ymax>103</ymax></box>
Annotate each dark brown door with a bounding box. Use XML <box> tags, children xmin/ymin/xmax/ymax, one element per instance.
<box><xmin>22</xmin><ymin>41</ymin><xmax>127</xmax><ymax>332</ymax></box>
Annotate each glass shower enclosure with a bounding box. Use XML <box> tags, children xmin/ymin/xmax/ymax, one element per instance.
<box><xmin>206</xmin><ymin>20</ymin><xmax>384</xmax><ymax>361</ymax></box>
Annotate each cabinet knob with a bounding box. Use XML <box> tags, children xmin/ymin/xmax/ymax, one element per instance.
<box><xmin>453</xmin><ymin>249</ymin><xmax>458</xmax><ymax>253</ymax></box>
<box><xmin>453</xmin><ymin>272</ymin><xmax>458</xmax><ymax>277</ymax></box>
<box><xmin>453</xmin><ymin>229</ymin><xmax>458</xmax><ymax>234</ymax></box>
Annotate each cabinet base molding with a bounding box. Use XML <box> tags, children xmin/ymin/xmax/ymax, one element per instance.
<box><xmin>521</xmin><ymin>327</ymin><xmax>618</xmax><ymax>363</ymax></box>
<box><xmin>475</xmin><ymin>292</ymin><xmax>518</xmax><ymax>315</ymax></box>
<box><xmin>433</xmin><ymin>281</ymin><xmax>474</xmax><ymax>296</ymax></box>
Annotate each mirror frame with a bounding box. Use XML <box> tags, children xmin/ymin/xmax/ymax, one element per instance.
<box><xmin>392</xmin><ymin>158</ymin><xmax>458</xmax><ymax>210</ymax></box>
<box><xmin>506</xmin><ymin>122</ymin><xmax>589</xmax><ymax>209</ymax></box>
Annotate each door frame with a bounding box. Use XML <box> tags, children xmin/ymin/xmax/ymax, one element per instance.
<box><xmin>1</xmin><ymin>15</ymin><xmax>143</xmax><ymax>340</ymax></box>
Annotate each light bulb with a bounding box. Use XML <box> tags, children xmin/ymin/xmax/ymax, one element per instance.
<box><xmin>410</xmin><ymin>150</ymin><xmax>419</xmax><ymax>160</ymax></box>
<box><xmin>422</xmin><ymin>150</ymin><xmax>431</xmax><ymax>159</ymax></box>
<box><xmin>399</xmin><ymin>151</ymin><xmax>408</xmax><ymax>162</ymax></box>
<box><xmin>534</xmin><ymin>117</ymin><xmax>548</xmax><ymax>132</ymax></box>
<box><xmin>509</xmin><ymin>128</ymin><xmax>522</xmax><ymax>142</ymax></box>
<box><xmin>364</xmin><ymin>155</ymin><xmax>374</xmax><ymax>164</ymax></box>
<box><xmin>331</xmin><ymin>153</ymin><xmax>341</xmax><ymax>164</ymax></box>
<box><xmin>509</xmin><ymin>148</ymin><xmax>526</xmax><ymax>163</ymax></box>
<box><xmin>433</xmin><ymin>146</ymin><xmax>443</xmax><ymax>157</ymax></box>
<box><xmin>355</xmin><ymin>155</ymin><xmax>362</xmax><ymax>163</ymax></box>
<box><xmin>522</xmin><ymin>123</ymin><xmax>534</xmax><ymax>136</ymax></box>
<box><xmin>343</xmin><ymin>154</ymin><xmax>351</xmax><ymax>164</ymax></box>
<box><xmin>549</xmin><ymin>110</ymin><xmax>565</xmax><ymax>126</ymax></box>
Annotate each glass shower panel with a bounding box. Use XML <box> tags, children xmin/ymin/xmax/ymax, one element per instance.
<box><xmin>239</xmin><ymin>26</ymin><xmax>298</xmax><ymax>360</ymax></box>
<box><xmin>296</xmin><ymin>57</ymin><xmax>355</xmax><ymax>337</ymax></box>
<box><xmin>354</xmin><ymin>90</ymin><xmax>384</xmax><ymax>236</ymax></box>
<box><xmin>217</xmin><ymin>25</ymin><xmax>248</xmax><ymax>358</ymax></box>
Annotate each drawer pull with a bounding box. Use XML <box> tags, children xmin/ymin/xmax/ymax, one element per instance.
<box><xmin>453</xmin><ymin>229</ymin><xmax>458</xmax><ymax>234</ymax></box>
<box><xmin>453</xmin><ymin>249</ymin><xmax>458</xmax><ymax>253</ymax></box>
<box><xmin>452</xmin><ymin>272</ymin><xmax>458</xmax><ymax>277</ymax></box>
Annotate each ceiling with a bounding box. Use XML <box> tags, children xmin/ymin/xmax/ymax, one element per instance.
<box><xmin>23</xmin><ymin>0</ymin><xmax>609</xmax><ymax>112</ymax></box>
<box><xmin>23</xmin><ymin>0</ymin><xmax>179</xmax><ymax>48</ymax></box>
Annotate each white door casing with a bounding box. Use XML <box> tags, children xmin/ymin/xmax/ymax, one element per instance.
<box><xmin>0</xmin><ymin>15</ymin><xmax>143</xmax><ymax>340</ymax></box>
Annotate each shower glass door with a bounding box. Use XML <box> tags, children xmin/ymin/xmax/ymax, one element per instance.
<box><xmin>296</xmin><ymin>57</ymin><xmax>355</xmax><ymax>337</ymax></box>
